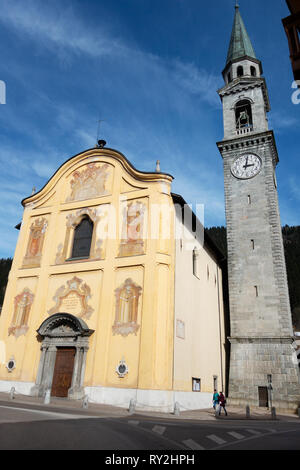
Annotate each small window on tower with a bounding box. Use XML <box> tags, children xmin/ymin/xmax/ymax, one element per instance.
<box><xmin>250</xmin><ymin>66</ymin><xmax>257</xmax><ymax>77</ymax></box>
<box><xmin>237</xmin><ymin>65</ymin><xmax>244</xmax><ymax>77</ymax></box>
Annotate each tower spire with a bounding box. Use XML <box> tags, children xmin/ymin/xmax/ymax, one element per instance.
<box><xmin>226</xmin><ymin>4</ymin><xmax>256</xmax><ymax>66</ymax></box>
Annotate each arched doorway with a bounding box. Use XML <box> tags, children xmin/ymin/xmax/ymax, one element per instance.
<box><xmin>31</xmin><ymin>313</ymin><xmax>94</xmax><ymax>399</ymax></box>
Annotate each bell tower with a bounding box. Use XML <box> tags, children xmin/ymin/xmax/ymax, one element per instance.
<box><xmin>217</xmin><ymin>5</ymin><xmax>300</xmax><ymax>411</ymax></box>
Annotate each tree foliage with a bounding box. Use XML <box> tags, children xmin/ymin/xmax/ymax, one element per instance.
<box><xmin>0</xmin><ymin>258</ymin><xmax>12</xmax><ymax>308</ymax></box>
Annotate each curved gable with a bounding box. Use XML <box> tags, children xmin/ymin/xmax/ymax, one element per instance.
<box><xmin>22</xmin><ymin>147</ymin><xmax>173</xmax><ymax>208</ymax></box>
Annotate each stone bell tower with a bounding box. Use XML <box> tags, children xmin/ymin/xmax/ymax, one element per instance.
<box><xmin>217</xmin><ymin>5</ymin><xmax>300</xmax><ymax>411</ymax></box>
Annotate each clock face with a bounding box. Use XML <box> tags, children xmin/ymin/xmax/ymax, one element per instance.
<box><xmin>231</xmin><ymin>154</ymin><xmax>262</xmax><ymax>179</ymax></box>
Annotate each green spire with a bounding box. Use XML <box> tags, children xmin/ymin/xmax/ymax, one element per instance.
<box><xmin>226</xmin><ymin>5</ymin><xmax>256</xmax><ymax>65</ymax></box>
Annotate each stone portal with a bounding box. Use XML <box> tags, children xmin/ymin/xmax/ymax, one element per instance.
<box><xmin>32</xmin><ymin>313</ymin><xmax>94</xmax><ymax>399</ymax></box>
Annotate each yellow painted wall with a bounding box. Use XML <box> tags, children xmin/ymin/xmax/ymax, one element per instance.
<box><xmin>173</xmin><ymin>209</ymin><xmax>226</xmax><ymax>394</ymax></box>
<box><xmin>0</xmin><ymin>148</ymin><xmax>175</xmax><ymax>392</ymax></box>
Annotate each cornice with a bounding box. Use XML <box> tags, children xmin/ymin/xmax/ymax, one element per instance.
<box><xmin>216</xmin><ymin>130</ymin><xmax>279</xmax><ymax>166</ymax></box>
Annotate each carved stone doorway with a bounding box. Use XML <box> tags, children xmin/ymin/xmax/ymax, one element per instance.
<box><xmin>32</xmin><ymin>313</ymin><xmax>94</xmax><ymax>399</ymax></box>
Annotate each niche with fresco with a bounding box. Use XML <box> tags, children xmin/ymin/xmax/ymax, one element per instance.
<box><xmin>8</xmin><ymin>288</ymin><xmax>34</xmax><ymax>338</ymax></box>
<box><xmin>22</xmin><ymin>218</ymin><xmax>48</xmax><ymax>268</ymax></box>
<box><xmin>118</xmin><ymin>200</ymin><xmax>146</xmax><ymax>257</ymax></box>
<box><xmin>112</xmin><ymin>278</ymin><xmax>142</xmax><ymax>337</ymax></box>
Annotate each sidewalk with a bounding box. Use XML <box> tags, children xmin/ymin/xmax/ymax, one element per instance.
<box><xmin>0</xmin><ymin>391</ymin><xmax>299</xmax><ymax>422</ymax></box>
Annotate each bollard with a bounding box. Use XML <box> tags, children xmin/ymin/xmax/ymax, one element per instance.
<box><xmin>246</xmin><ymin>405</ymin><xmax>250</xmax><ymax>419</ymax></box>
<box><xmin>128</xmin><ymin>399</ymin><xmax>136</xmax><ymax>414</ymax></box>
<box><xmin>271</xmin><ymin>406</ymin><xmax>276</xmax><ymax>420</ymax></box>
<box><xmin>9</xmin><ymin>387</ymin><xmax>15</xmax><ymax>400</ymax></box>
<box><xmin>44</xmin><ymin>389</ymin><xmax>51</xmax><ymax>405</ymax></box>
<box><xmin>174</xmin><ymin>402</ymin><xmax>180</xmax><ymax>416</ymax></box>
<box><xmin>82</xmin><ymin>395</ymin><xmax>89</xmax><ymax>409</ymax></box>
<box><xmin>298</xmin><ymin>407</ymin><xmax>300</xmax><ymax>419</ymax></box>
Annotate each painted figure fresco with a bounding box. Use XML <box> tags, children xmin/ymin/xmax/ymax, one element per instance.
<box><xmin>112</xmin><ymin>278</ymin><xmax>142</xmax><ymax>336</ymax></box>
<box><xmin>23</xmin><ymin>218</ymin><xmax>48</xmax><ymax>267</ymax></box>
<box><xmin>9</xmin><ymin>288</ymin><xmax>34</xmax><ymax>338</ymax></box>
<box><xmin>119</xmin><ymin>200</ymin><xmax>146</xmax><ymax>257</ymax></box>
<box><xmin>66</xmin><ymin>163</ymin><xmax>110</xmax><ymax>202</ymax></box>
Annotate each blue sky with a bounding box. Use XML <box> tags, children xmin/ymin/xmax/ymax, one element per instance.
<box><xmin>0</xmin><ymin>0</ymin><xmax>299</xmax><ymax>258</ymax></box>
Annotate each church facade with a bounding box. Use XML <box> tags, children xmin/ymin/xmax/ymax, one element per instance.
<box><xmin>0</xmin><ymin>144</ymin><xmax>226</xmax><ymax>412</ymax></box>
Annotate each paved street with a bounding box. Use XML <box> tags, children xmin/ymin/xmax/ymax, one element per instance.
<box><xmin>0</xmin><ymin>396</ymin><xmax>300</xmax><ymax>451</ymax></box>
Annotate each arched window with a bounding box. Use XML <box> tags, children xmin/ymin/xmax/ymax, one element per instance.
<box><xmin>237</xmin><ymin>65</ymin><xmax>244</xmax><ymax>77</ymax></box>
<box><xmin>235</xmin><ymin>99</ymin><xmax>253</xmax><ymax>130</ymax></box>
<box><xmin>250</xmin><ymin>66</ymin><xmax>257</xmax><ymax>77</ymax></box>
<box><xmin>71</xmin><ymin>216</ymin><xmax>93</xmax><ymax>259</ymax></box>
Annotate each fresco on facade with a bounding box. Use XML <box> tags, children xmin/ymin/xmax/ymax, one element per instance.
<box><xmin>112</xmin><ymin>278</ymin><xmax>142</xmax><ymax>336</ymax></box>
<box><xmin>48</xmin><ymin>276</ymin><xmax>94</xmax><ymax>320</ymax></box>
<box><xmin>118</xmin><ymin>200</ymin><xmax>146</xmax><ymax>257</ymax></box>
<box><xmin>23</xmin><ymin>218</ymin><xmax>48</xmax><ymax>267</ymax></box>
<box><xmin>66</xmin><ymin>163</ymin><xmax>111</xmax><ymax>202</ymax></box>
<box><xmin>9</xmin><ymin>288</ymin><xmax>34</xmax><ymax>338</ymax></box>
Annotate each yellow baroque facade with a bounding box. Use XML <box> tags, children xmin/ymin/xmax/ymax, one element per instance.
<box><xmin>0</xmin><ymin>145</ymin><xmax>227</xmax><ymax>412</ymax></box>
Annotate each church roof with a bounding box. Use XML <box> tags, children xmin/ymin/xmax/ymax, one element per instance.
<box><xmin>226</xmin><ymin>5</ymin><xmax>256</xmax><ymax>65</ymax></box>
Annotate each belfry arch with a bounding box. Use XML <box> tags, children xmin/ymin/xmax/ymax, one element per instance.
<box><xmin>31</xmin><ymin>313</ymin><xmax>94</xmax><ymax>399</ymax></box>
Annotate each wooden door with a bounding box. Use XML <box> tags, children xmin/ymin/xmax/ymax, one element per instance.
<box><xmin>258</xmin><ymin>386</ymin><xmax>269</xmax><ymax>408</ymax></box>
<box><xmin>51</xmin><ymin>348</ymin><xmax>76</xmax><ymax>397</ymax></box>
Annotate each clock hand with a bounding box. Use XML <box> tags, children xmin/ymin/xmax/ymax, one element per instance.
<box><xmin>243</xmin><ymin>157</ymin><xmax>254</xmax><ymax>169</ymax></box>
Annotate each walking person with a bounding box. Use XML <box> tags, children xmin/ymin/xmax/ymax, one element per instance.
<box><xmin>212</xmin><ymin>389</ymin><xmax>219</xmax><ymax>410</ymax></box>
<box><xmin>218</xmin><ymin>391</ymin><xmax>228</xmax><ymax>416</ymax></box>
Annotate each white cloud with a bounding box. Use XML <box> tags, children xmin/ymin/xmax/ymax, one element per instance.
<box><xmin>0</xmin><ymin>0</ymin><xmax>124</xmax><ymax>59</ymax></box>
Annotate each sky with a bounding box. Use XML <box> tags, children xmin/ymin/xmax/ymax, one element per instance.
<box><xmin>0</xmin><ymin>0</ymin><xmax>299</xmax><ymax>258</ymax></box>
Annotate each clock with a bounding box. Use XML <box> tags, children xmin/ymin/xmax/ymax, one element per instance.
<box><xmin>231</xmin><ymin>154</ymin><xmax>262</xmax><ymax>179</ymax></box>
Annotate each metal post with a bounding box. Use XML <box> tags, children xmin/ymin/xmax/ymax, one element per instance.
<box><xmin>82</xmin><ymin>395</ymin><xmax>89</xmax><ymax>409</ymax></box>
<box><xmin>174</xmin><ymin>402</ymin><xmax>180</xmax><ymax>416</ymax></box>
<box><xmin>44</xmin><ymin>389</ymin><xmax>51</xmax><ymax>405</ymax></box>
<box><xmin>129</xmin><ymin>399</ymin><xmax>136</xmax><ymax>414</ymax></box>
<box><xmin>9</xmin><ymin>387</ymin><xmax>15</xmax><ymax>400</ymax></box>
<box><xmin>246</xmin><ymin>405</ymin><xmax>250</xmax><ymax>419</ymax></box>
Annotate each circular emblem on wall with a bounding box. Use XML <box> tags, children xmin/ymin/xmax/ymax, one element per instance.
<box><xmin>6</xmin><ymin>358</ymin><xmax>16</xmax><ymax>373</ymax></box>
<box><xmin>116</xmin><ymin>359</ymin><xmax>129</xmax><ymax>378</ymax></box>
<box><xmin>231</xmin><ymin>154</ymin><xmax>262</xmax><ymax>180</ymax></box>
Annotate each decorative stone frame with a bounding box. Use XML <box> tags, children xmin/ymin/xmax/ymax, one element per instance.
<box><xmin>55</xmin><ymin>208</ymin><xmax>103</xmax><ymax>264</ymax></box>
<box><xmin>31</xmin><ymin>313</ymin><xmax>94</xmax><ymax>399</ymax></box>
<box><xmin>47</xmin><ymin>276</ymin><xmax>94</xmax><ymax>320</ymax></box>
